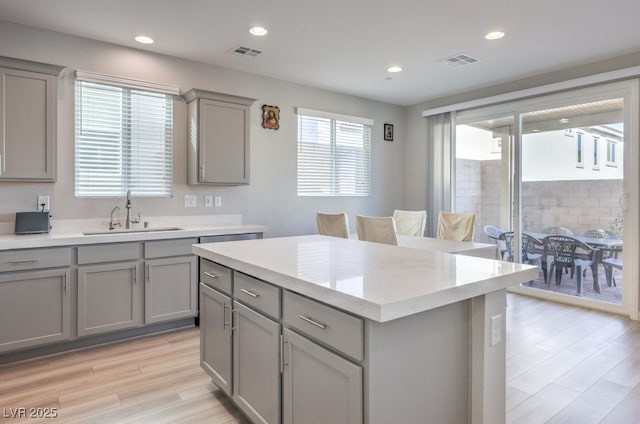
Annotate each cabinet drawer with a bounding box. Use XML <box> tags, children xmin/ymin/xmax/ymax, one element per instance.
<box><xmin>233</xmin><ymin>272</ymin><xmax>280</xmax><ymax>319</ymax></box>
<box><xmin>78</xmin><ymin>243</ymin><xmax>139</xmax><ymax>265</ymax></box>
<box><xmin>283</xmin><ymin>291</ymin><xmax>363</xmax><ymax>361</ymax></box>
<box><xmin>0</xmin><ymin>247</ymin><xmax>71</xmax><ymax>272</ymax></box>
<box><xmin>200</xmin><ymin>259</ymin><xmax>232</xmax><ymax>295</ymax></box>
<box><xmin>144</xmin><ymin>238</ymin><xmax>198</xmax><ymax>258</ymax></box>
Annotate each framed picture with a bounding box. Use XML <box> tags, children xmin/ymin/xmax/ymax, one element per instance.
<box><xmin>262</xmin><ymin>105</ymin><xmax>280</xmax><ymax>130</ymax></box>
<box><xmin>384</xmin><ymin>123</ymin><xmax>394</xmax><ymax>141</ymax></box>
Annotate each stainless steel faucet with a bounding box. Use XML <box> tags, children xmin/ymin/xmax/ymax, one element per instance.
<box><xmin>125</xmin><ymin>190</ymin><xmax>141</xmax><ymax>229</ymax></box>
<box><xmin>109</xmin><ymin>205</ymin><xmax>121</xmax><ymax>230</ymax></box>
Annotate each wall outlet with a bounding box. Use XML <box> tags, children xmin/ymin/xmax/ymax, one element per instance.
<box><xmin>37</xmin><ymin>195</ymin><xmax>50</xmax><ymax>212</ymax></box>
<box><xmin>204</xmin><ymin>195</ymin><xmax>213</xmax><ymax>208</ymax></box>
<box><xmin>490</xmin><ymin>314</ymin><xmax>502</xmax><ymax>346</ymax></box>
<box><xmin>184</xmin><ymin>195</ymin><xmax>197</xmax><ymax>208</ymax></box>
<box><xmin>214</xmin><ymin>195</ymin><xmax>222</xmax><ymax>208</ymax></box>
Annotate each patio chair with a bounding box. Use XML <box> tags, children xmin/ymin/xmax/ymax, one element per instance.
<box><xmin>602</xmin><ymin>255</ymin><xmax>623</xmax><ymax>287</ymax></box>
<box><xmin>497</xmin><ymin>232</ymin><xmax>543</xmax><ymax>265</ymax></box>
<box><xmin>578</xmin><ymin>229</ymin><xmax>621</xmax><ymax>282</ymax></box>
<box><xmin>542</xmin><ymin>235</ymin><xmax>599</xmax><ymax>295</ymax></box>
<box><xmin>483</xmin><ymin>225</ymin><xmax>506</xmax><ymax>259</ymax></box>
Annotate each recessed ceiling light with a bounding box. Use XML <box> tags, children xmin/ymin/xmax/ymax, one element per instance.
<box><xmin>387</xmin><ymin>66</ymin><xmax>402</xmax><ymax>73</ymax></box>
<box><xmin>485</xmin><ymin>31</ymin><xmax>505</xmax><ymax>40</ymax></box>
<box><xmin>559</xmin><ymin>118</ymin><xmax>570</xmax><ymax>124</ymax></box>
<box><xmin>134</xmin><ymin>35</ymin><xmax>154</xmax><ymax>44</ymax></box>
<box><xmin>249</xmin><ymin>26</ymin><xmax>268</xmax><ymax>36</ymax></box>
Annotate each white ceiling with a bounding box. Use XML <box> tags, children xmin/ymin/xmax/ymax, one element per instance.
<box><xmin>1</xmin><ymin>0</ymin><xmax>639</xmax><ymax>106</ymax></box>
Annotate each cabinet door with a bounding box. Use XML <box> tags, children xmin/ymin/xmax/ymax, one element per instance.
<box><xmin>200</xmin><ymin>283</ymin><xmax>232</xmax><ymax>395</ymax></box>
<box><xmin>283</xmin><ymin>328</ymin><xmax>363</xmax><ymax>424</ymax></box>
<box><xmin>0</xmin><ymin>269</ymin><xmax>70</xmax><ymax>353</ymax></box>
<box><xmin>0</xmin><ymin>67</ymin><xmax>56</xmax><ymax>181</ymax></box>
<box><xmin>78</xmin><ymin>262</ymin><xmax>140</xmax><ymax>337</ymax></box>
<box><xmin>233</xmin><ymin>301</ymin><xmax>281</xmax><ymax>424</ymax></box>
<box><xmin>199</xmin><ymin>99</ymin><xmax>249</xmax><ymax>184</ymax></box>
<box><xmin>145</xmin><ymin>256</ymin><xmax>197</xmax><ymax>324</ymax></box>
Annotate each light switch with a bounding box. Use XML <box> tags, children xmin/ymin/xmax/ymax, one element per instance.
<box><xmin>204</xmin><ymin>195</ymin><xmax>213</xmax><ymax>208</ymax></box>
<box><xmin>214</xmin><ymin>195</ymin><xmax>222</xmax><ymax>208</ymax></box>
<box><xmin>490</xmin><ymin>314</ymin><xmax>502</xmax><ymax>346</ymax></box>
<box><xmin>184</xmin><ymin>195</ymin><xmax>197</xmax><ymax>208</ymax></box>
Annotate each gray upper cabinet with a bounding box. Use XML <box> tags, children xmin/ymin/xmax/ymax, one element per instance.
<box><xmin>184</xmin><ymin>89</ymin><xmax>256</xmax><ymax>185</ymax></box>
<box><xmin>0</xmin><ymin>56</ymin><xmax>64</xmax><ymax>182</ymax></box>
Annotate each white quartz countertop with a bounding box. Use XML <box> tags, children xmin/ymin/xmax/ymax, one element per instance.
<box><xmin>193</xmin><ymin>235</ymin><xmax>538</xmax><ymax>322</ymax></box>
<box><xmin>0</xmin><ymin>217</ymin><xmax>266</xmax><ymax>250</ymax></box>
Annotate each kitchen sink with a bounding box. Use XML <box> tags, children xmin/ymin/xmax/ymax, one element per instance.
<box><xmin>82</xmin><ymin>227</ymin><xmax>184</xmax><ymax>236</ymax></box>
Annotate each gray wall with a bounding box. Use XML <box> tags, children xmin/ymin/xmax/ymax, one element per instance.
<box><xmin>0</xmin><ymin>22</ymin><xmax>405</xmax><ymax>237</ymax></box>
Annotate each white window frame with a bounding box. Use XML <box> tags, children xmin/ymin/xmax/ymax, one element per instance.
<box><xmin>74</xmin><ymin>71</ymin><xmax>178</xmax><ymax>198</ymax></box>
<box><xmin>296</xmin><ymin>107</ymin><xmax>373</xmax><ymax>197</ymax></box>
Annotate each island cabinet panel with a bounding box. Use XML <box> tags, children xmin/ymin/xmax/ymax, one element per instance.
<box><xmin>200</xmin><ymin>259</ymin><xmax>232</xmax><ymax>295</ymax></box>
<box><xmin>200</xmin><ymin>282</ymin><xmax>232</xmax><ymax>396</ymax></box>
<box><xmin>77</xmin><ymin>262</ymin><xmax>140</xmax><ymax>337</ymax></box>
<box><xmin>144</xmin><ymin>256</ymin><xmax>197</xmax><ymax>324</ymax></box>
<box><xmin>232</xmin><ymin>301</ymin><xmax>281</xmax><ymax>424</ymax></box>
<box><xmin>282</xmin><ymin>328</ymin><xmax>363</xmax><ymax>424</ymax></box>
<box><xmin>283</xmin><ymin>290</ymin><xmax>363</xmax><ymax>361</ymax></box>
<box><xmin>0</xmin><ymin>269</ymin><xmax>70</xmax><ymax>353</ymax></box>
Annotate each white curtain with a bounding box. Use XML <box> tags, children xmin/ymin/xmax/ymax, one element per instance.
<box><xmin>426</xmin><ymin>112</ymin><xmax>454</xmax><ymax>237</ymax></box>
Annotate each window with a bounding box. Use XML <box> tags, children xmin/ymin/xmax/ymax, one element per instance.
<box><xmin>576</xmin><ymin>132</ymin><xmax>584</xmax><ymax>167</ymax></box>
<box><xmin>297</xmin><ymin>108</ymin><xmax>372</xmax><ymax>196</ymax></box>
<box><xmin>75</xmin><ymin>76</ymin><xmax>174</xmax><ymax>197</ymax></box>
<box><xmin>607</xmin><ymin>140</ymin><xmax>618</xmax><ymax>167</ymax></box>
<box><xmin>593</xmin><ymin>136</ymin><xmax>600</xmax><ymax>170</ymax></box>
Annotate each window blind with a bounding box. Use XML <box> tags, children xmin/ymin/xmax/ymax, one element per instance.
<box><xmin>75</xmin><ymin>80</ymin><xmax>173</xmax><ymax>197</ymax></box>
<box><xmin>297</xmin><ymin>110</ymin><xmax>371</xmax><ymax>196</ymax></box>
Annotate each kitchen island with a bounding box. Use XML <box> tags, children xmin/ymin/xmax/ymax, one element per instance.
<box><xmin>193</xmin><ymin>235</ymin><xmax>538</xmax><ymax>424</ymax></box>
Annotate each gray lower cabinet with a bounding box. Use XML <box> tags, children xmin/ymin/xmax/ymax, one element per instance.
<box><xmin>0</xmin><ymin>269</ymin><xmax>70</xmax><ymax>353</ymax></box>
<box><xmin>77</xmin><ymin>262</ymin><xmax>140</xmax><ymax>337</ymax></box>
<box><xmin>145</xmin><ymin>256</ymin><xmax>197</xmax><ymax>323</ymax></box>
<box><xmin>282</xmin><ymin>328</ymin><xmax>363</xmax><ymax>424</ymax></box>
<box><xmin>233</xmin><ymin>301</ymin><xmax>281</xmax><ymax>424</ymax></box>
<box><xmin>200</xmin><ymin>282</ymin><xmax>232</xmax><ymax>396</ymax></box>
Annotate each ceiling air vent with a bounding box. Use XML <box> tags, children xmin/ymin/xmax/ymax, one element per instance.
<box><xmin>440</xmin><ymin>53</ymin><xmax>479</xmax><ymax>68</ymax></box>
<box><xmin>229</xmin><ymin>45</ymin><xmax>262</xmax><ymax>57</ymax></box>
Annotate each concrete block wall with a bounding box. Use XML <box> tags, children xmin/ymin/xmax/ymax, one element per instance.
<box><xmin>457</xmin><ymin>159</ymin><xmax>623</xmax><ymax>243</ymax></box>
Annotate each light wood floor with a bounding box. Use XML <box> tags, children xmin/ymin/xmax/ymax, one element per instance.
<box><xmin>1</xmin><ymin>294</ymin><xmax>639</xmax><ymax>423</ymax></box>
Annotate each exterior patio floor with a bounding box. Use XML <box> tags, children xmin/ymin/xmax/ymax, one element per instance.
<box><xmin>518</xmin><ymin>262</ymin><xmax>622</xmax><ymax>305</ymax></box>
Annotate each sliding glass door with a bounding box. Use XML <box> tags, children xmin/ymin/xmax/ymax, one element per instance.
<box><xmin>452</xmin><ymin>80</ymin><xmax>638</xmax><ymax>317</ymax></box>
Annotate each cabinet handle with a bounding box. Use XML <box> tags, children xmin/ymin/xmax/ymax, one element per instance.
<box><xmin>280</xmin><ymin>334</ymin><xmax>288</xmax><ymax>373</ymax></box>
<box><xmin>9</xmin><ymin>259</ymin><xmax>40</xmax><ymax>264</ymax></box>
<box><xmin>298</xmin><ymin>315</ymin><xmax>327</xmax><ymax>330</ymax></box>
<box><xmin>133</xmin><ymin>268</ymin><xmax>136</xmax><ymax>284</ymax></box>
<box><xmin>204</xmin><ymin>271</ymin><xmax>218</xmax><ymax>279</ymax></box>
<box><xmin>231</xmin><ymin>309</ymin><xmax>238</xmax><ymax>332</ymax></box>
<box><xmin>146</xmin><ymin>263</ymin><xmax>150</xmax><ymax>283</ymax></box>
<box><xmin>200</xmin><ymin>165</ymin><xmax>205</xmax><ymax>181</ymax></box>
<box><xmin>240</xmin><ymin>288</ymin><xmax>259</xmax><ymax>298</ymax></box>
<box><xmin>64</xmin><ymin>274</ymin><xmax>68</xmax><ymax>293</ymax></box>
<box><xmin>222</xmin><ymin>303</ymin><xmax>230</xmax><ymax>330</ymax></box>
